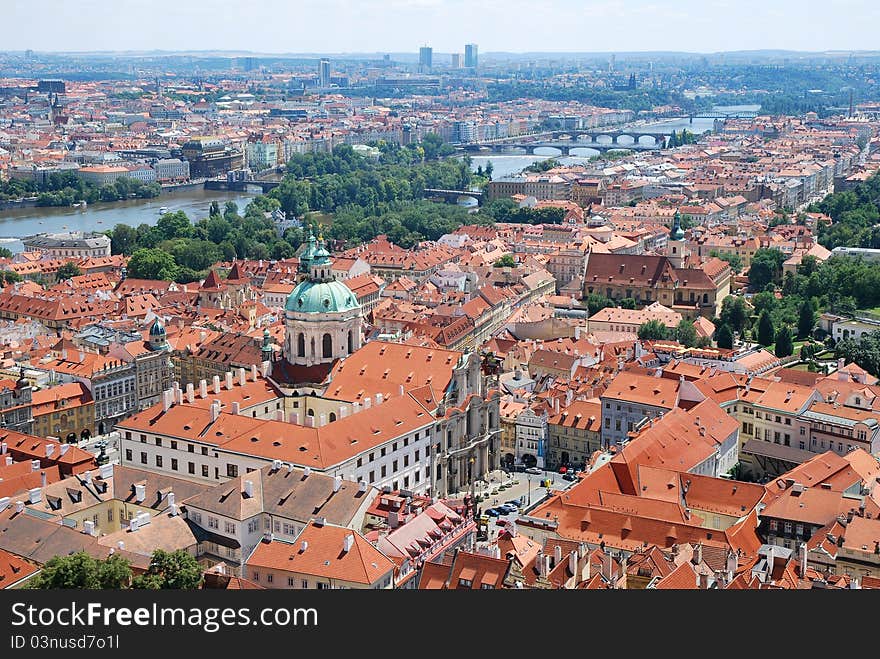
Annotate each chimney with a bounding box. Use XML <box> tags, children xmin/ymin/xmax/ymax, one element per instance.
<box><xmin>83</xmin><ymin>520</ymin><xmax>96</xmax><ymax>536</ymax></box>
<box><xmin>398</xmin><ymin>384</ymin><xmax>405</xmax><ymax>397</ymax></box>
<box><xmin>303</xmin><ymin>467</ymin><xmax>311</xmax><ymax>478</ymax></box>
<box><xmin>40</xmin><ymin>471</ymin><xmax>47</xmax><ymax>489</ymax></box>
<box><xmin>15</xmin><ymin>501</ymin><xmax>24</xmax><ymax>514</ymax></box>
<box><xmin>212</xmin><ymin>375</ymin><xmax>221</xmax><ymax>394</ymax></box>
<box><xmin>28</xmin><ymin>487</ymin><xmax>41</xmax><ymax>504</ymax></box>
<box><xmin>244</xmin><ymin>480</ymin><xmax>254</xmax><ymax>498</ymax></box>
<box><xmin>129</xmin><ymin>516</ymin><xmax>140</xmax><ymax>532</ymax></box>
<box><xmin>287</xmin><ymin>462</ymin><xmax>295</xmax><ymax>474</ymax></box>
<box><xmin>0</xmin><ymin>442</ymin><xmax>6</xmax><ymax>454</ymax></box>
<box><xmin>693</xmin><ymin>543</ymin><xmax>703</xmax><ymax>566</ymax></box>
<box><xmin>238</xmin><ymin>367</ymin><xmax>246</xmax><ymax>386</ymax></box>
<box><xmin>167</xmin><ymin>492</ymin><xmax>175</xmax><ymax>507</ymax></box>
<box><xmin>333</xmin><ymin>475</ymin><xmax>342</xmax><ymax>493</ymax></box>
<box><xmin>375</xmin><ymin>393</ymin><xmax>383</xmax><ymax>406</ymax></box>
<box><xmin>199</xmin><ymin>330</ymin><xmax>207</xmax><ymax>343</ymax></box>
<box><xmin>232</xmin><ymin>402</ymin><xmax>241</xmax><ymax>415</ymax></box>
<box><xmin>176</xmin><ymin>389</ymin><xmax>184</xmax><ymax>405</ymax></box>
<box><xmin>536</xmin><ymin>549</ymin><xmax>546</xmax><ymax>577</ymax></box>
<box><xmin>162</xmin><ymin>389</ymin><xmax>171</xmax><ymax>411</ymax></box>
<box><xmin>251</xmin><ymin>364</ymin><xmax>258</xmax><ymax>381</ymax></box>
<box><xmin>4</xmin><ymin>456</ymin><xmax>11</xmax><ymax>467</ymax></box>
<box><xmin>569</xmin><ymin>550</ymin><xmax>578</xmax><ymax>578</ymax></box>
<box><xmin>59</xmin><ymin>444</ymin><xmax>69</xmax><ymax>457</ymax></box>
<box><xmin>134</xmin><ymin>483</ymin><xmax>146</xmax><ymax>503</ymax></box>
<box><xmin>31</xmin><ymin>459</ymin><xmax>40</xmax><ymax>472</ymax></box>
<box><xmin>226</xmin><ymin>371</ymin><xmax>234</xmax><ymax>390</ymax></box>
<box><xmin>0</xmin><ymin>497</ymin><xmax>9</xmax><ymax>512</ymax></box>
<box><xmin>199</xmin><ymin>379</ymin><xmax>208</xmax><ymax>399</ymax></box>
<box><xmin>553</xmin><ymin>543</ymin><xmax>562</xmax><ymax>566</ymax></box>
<box><xmin>117</xmin><ymin>541</ymin><xmax>125</xmax><ymax>550</ymax></box>
<box><xmin>358</xmin><ymin>480</ymin><xmax>367</xmax><ymax>493</ymax></box>
<box><xmin>343</xmin><ymin>533</ymin><xmax>355</xmax><ymax>553</ymax></box>
<box><xmin>79</xmin><ymin>351</ymin><xmax>85</xmax><ymax>363</ymax></box>
<box><xmin>186</xmin><ymin>383</ymin><xmax>194</xmax><ymax>404</ymax></box>
<box><xmin>272</xmin><ymin>459</ymin><xmax>283</xmax><ymax>471</ymax></box>
<box><xmin>84</xmin><ymin>470</ymin><xmax>92</xmax><ymax>485</ymax></box>
<box><xmin>211</xmin><ymin>402</ymin><xmax>220</xmax><ymax>422</ymax></box>
<box><xmin>99</xmin><ymin>463</ymin><xmax>113</xmax><ymax>479</ymax></box>
<box><xmin>45</xmin><ymin>443</ymin><xmax>55</xmax><ymax>459</ymax></box>
<box><xmin>300</xmin><ymin>540</ymin><xmax>308</xmax><ymax>552</ymax></box>
<box><xmin>363</xmin><ymin>397</ymin><xmax>372</xmax><ymax>410</ymax></box>
<box><xmin>261</xmin><ymin>361</ymin><xmax>270</xmax><ymax>377</ymax></box>
<box><xmin>799</xmin><ymin>542</ymin><xmax>808</xmax><ymax>578</ymax></box>
<box><xmin>169</xmin><ymin>503</ymin><xmax>179</xmax><ymax>516</ymax></box>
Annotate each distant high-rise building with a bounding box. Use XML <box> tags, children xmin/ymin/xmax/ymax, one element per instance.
<box><xmin>451</xmin><ymin>53</ymin><xmax>462</xmax><ymax>68</ymax></box>
<box><xmin>319</xmin><ymin>58</ymin><xmax>331</xmax><ymax>88</ymax></box>
<box><xmin>465</xmin><ymin>44</ymin><xmax>478</xmax><ymax>68</ymax></box>
<box><xmin>419</xmin><ymin>46</ymin><xmax>433</xmax><ymax>71</ymax></box>
<box><xmin>25</xmin><ymin>49</ymin><xmax>34</xmax><ymax>59</ymax></box>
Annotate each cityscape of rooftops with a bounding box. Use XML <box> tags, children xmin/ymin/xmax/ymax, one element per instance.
<box><xmin>1</xmin><ymin>0</ymin><xmax>880</xmax><ymax>597</ymax></box>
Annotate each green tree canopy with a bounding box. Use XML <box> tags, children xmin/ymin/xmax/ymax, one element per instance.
<box><xmin>748</xmin><ymin>248</ymin><xmax>786</xmax><ymax>290</ymax></box>
<box><xmin>127</xmin><ymin>248</ymin><xmax>180</xmax><ymax>281</ymax></box>
<box><xmin>719</xmin><ymin>296</ymin><xmax>749</xmax><ymax>333</ymax></box>
<box><xmin>757</xmin><ymin>310</ymin><xmax>775</xmax><ymax>347</ymax></box>
<box><xmin>716</xmin><ymin>323</ymin><xmax>734</xmax><ymax>349</ymax></box>
<box><xmin>638</xmin><ymin>319</ymin><xmax>668</xmax><ymax>341</ymax></box>
<box><xmin>27</xmin><ymin>552</ymin><xmax>131</xmax><ymax>589</ymax></box>
<box><xmin>774</xmin><ymin>325</ymin><xmax>794</xmax><ymax>357</ymax></box>
<box><xmin>798</xmin><ymin>298</ymin><xmax>816</xmax><ymax>339</ymax></box>
<box><xmin>56</xmin><ymin>261</ymin><xmax>82</xmax><ymax>281</ymax></box>
<box><xmin>493</xmin><ymin>254</ymin><xmax>516</xmax><ymax>268</ymax></box>
<box><xmin>131</xmin><ymin>549</ymin><xmax>203</xmax><ymax>590</ymax></box>
<box><xmin>674</xmin><ymin>319</ymin><xmax>698</xmax><ymax>347</ymax></box>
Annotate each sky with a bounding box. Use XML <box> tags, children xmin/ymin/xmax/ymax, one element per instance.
<box><xmin>5</xmin><ymin>0</ymin><xmax>880</xmax><ymax>55</ymax></box>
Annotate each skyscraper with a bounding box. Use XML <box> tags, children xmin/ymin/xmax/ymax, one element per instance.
<box><xmin>465</xmin><ymin>44</ymin><xmax>478</xmax><ymax>68</ymax></box>
<box><xmin>451</xmin><ymin>53</ymin><xmax>462</xmax><ymax>68</ymax></box>
<box><xmin>419</xmin><ymin>46</ymin><xmax>433</xmax><ymax>72</ymax></box>
<box><xmin>319</xmin><ymin>58</ymin><xmax>331</xmax><ymax>88</ymax></box>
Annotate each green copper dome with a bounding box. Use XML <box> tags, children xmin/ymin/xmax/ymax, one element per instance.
<box><xmin>285</xmin><ymin>278</ymin><xmax>360</xmax><ymax>314</ymax></box>
<box><xmin>670</xmin><ymin>211</ymin><xmax>685</xmax><ymax>241</ymax></box>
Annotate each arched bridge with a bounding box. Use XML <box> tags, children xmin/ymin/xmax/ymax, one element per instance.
<box><xmin>204</xmin><ymin>179</ymin><xmax>280</xmax><ymax>193</ymax></box>
<box><xmin>423</xmin><ymin>188</ymin><xmax>484</xmax><ymax>206</ymax></box>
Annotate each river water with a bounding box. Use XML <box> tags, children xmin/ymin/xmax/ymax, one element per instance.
<box><xmin>467</xmin><ymin>106</ymin><xmax>760</xmax><ymax>180</ymax></box>
<box><xmin>0</xmin><ymin>187</ymin><xmax>257</xmax><ymax>253</ymax></box>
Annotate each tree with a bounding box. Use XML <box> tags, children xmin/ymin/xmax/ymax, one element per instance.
<box><xmin>0</xmin><ymin>247</ymin><xmax>12</xmax><ymax>259</ymax></box>
<box><xmin>757</xmin><ymin>310</ymin><xmax>775</xmax><ymax>346</ymax></box>
<box><xmin>110</xmin><ymin>223</ymin><xmax>139</xmax><ymax>255</ymax></box>
<box><xmin>774</xmin><ymin>325</ymin><xmax>794</xmax><ymax>358</ymax></box>
<box><xmin>748</xmin><ymin>248</ymin><xmax>785</xmax><ymax>290</ymax></box>
<box><xmin>56</xmin><ymin>261</ymin><xmax>82</xmax><ymax>281</ymax></box>
<box><xmin>716</xmin><ymin>323</ymin><xmax>734</xmax><ymax>349</ymax></box>
<box><xmin>585</xmin><ymin>293</ymin><xmax>614</xmax><ymax>316</ymax></box>
<box><xmin>719</xmin><ymin>296</ymin><xmax>749</xmax><ymax>333</ymax></box>
<box><xmin>674</xmin><ymin>319</ymin><xmax>698</xmax><ymax>347</ymax></box>
<box><xmin>493</xmin><ymin>254</ymin><xmax>516</xmax><ymax>268</ymax></box>
<box><xmin>131</xmin><ymin>549</ymin><xmax>203</xmax><ymax>590</ymax></box>
<box><xmin>127</xmin><ymin>248</ymin><xmax>180</xmax><ymax>281</ymax></box>
<box><xmin>484</xmin><ymin>160</ymin><xmax>494</xmax><ymax>180</ymax></box>
<box><xmin>638</xmin><ymin>319</ymin><xmax>668</xmax><ymax>341</ymax></box>
<box><xmin>798</xmin><ymin>298</ymin><xmax>816</xmax><ymax>339</ymax></box>
<box><xmin>209</xmin><ymin>200</ymin><xmax>221</xmax><ymax>217</ymax></box>
<box><xmin>27</xmin><ymin>552</ymin><xmax>131</xmax><ymax>589</ymax></box>
<box><xmin>619</xmin><ymin>297</ymin><xmax>637</xmax><ymax>309</ymax></box>
<box><xmin>156</xmin><ymin>211</ymin><xmax>193</xmax><ymax>240</ymax></box>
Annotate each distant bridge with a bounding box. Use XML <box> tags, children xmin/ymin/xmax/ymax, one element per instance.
<box><xmin>423</xmin><ymin>188</ymin><xmax>484</xmax><ymax>206</ymax></box>
<box><xmin>204</xmin><ymin>179</ymin><xmax>280</xmax><ymax>193</ymax></box>
<box><xmin>462</xmin><ymin>140</ymin><xmax>661</xmax><ymax>156</ymax></box>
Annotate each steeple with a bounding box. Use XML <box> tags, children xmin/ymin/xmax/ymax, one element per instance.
<box><xmin>261</xmin><ymin>327</ymin><xmax>273</xmax><ymax>361</ymax></box>
<box><xmin>670</xmin><ymin>210</ymin><xmax>685</xmax><ymax>241</ymax></box>
<box><xmin>298</xmin><ymin>225</ymin><xmax>317</xmax><ymax>275</ymax></box>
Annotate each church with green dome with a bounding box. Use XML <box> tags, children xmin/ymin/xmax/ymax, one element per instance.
<box><xmin>283</xmin><ymin>230</ymin><xmax>363</xmax><ymax>367</ymax></box>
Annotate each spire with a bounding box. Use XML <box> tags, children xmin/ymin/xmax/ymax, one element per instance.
<box><xmin>201</xmin><ymin>269</ymin><xmax>222</xmax><ymax>289</ymax></box>
<box><xmin>670</xmin><ymin>210</ymin><xmax>684</xmax><ymax>241</ymax></box>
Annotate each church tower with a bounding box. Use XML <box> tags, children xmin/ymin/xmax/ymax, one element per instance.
<box><xmin>283</xmin><ymin>231</ymin><xmax>363</xmax><ymax>367</ymax></box>
<box><xmin>667</xmin><ymin>210</ymin><xmax>689</xmax><ymax>268</ymax></box>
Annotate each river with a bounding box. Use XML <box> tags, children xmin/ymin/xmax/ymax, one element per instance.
<box><xmin>0</xmin><ymin>187</ymin><xmax>257</xmax><ymax>253</ymax></box>
<box><xmin>466</xmin><ymin>105</ymin><xmax>761</xmax><ymax>181</ymax></box>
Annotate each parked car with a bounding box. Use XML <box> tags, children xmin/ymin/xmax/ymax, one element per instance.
<box><xmin>504</xmin><ymin>499</ymin><xmax>521</xmax><ymax>509</ymax></box>
<box><xmin>558</xmin><ymin>466</ymin><xmax>568</xmax><ymax>474</ymax></box>
<box><xmin>496</xmin><ymin>518</ymin><xmax>509</xmax><ymax>527</ymax></box>
<box><xmin>562</xmin><ymin>472</ymin><xmax>578</xmax><ymax>482</ymax></box>
<box><xmin>497</xmin><ymin>503</ymin><xmax>517</xmax><ymax>514</ymax></box>
<box><xmin>525</xmin><ymin>467</ymin><xmax>542</xmax><ymax>475</ymax></box>
<box><xmin>485</xmin><ymin>508</ymin><xmax>502</xmax><ymax>517</ymax></box>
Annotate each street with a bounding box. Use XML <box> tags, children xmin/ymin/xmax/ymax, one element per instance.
<box><xmin>78</xmin><ymin>431</ymin><xmax>121</xmax><ymax>466</ymax></box>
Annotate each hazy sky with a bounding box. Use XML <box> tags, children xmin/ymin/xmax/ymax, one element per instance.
<box><xmin>6</xmin><ymin>0</ymin><xmax>880</xmax><ymax>54</ymax></box>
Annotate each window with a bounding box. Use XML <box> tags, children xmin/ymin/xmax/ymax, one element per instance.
<box><xmin>107</xmin><ymin>509</ymin><xmax>113</xmax><ymax>523</ymax></box>
<box><xmin>769</xmin><ymin>520</ymin><xmax>778</xmax><ymax>532</ymax></box>
<box><xmin>227</xmin><ymin>464</ymin><xmax>238</xmax><ymax>478</ymax></box>
<box><xmin>369</xmin><ymin>470</ymin><xmax>375</xmax><ymax>483</ymax></box>
<box><xmin>800</xmin><ymin>427</ymin><xmax>805</xmax><ymax>436</ymax></box>
<box><xmin>480</xmin><ymin>583</ymin><xmax>494</xmax><ymax>590</ymax></box>
<box><xmin>392</xmin><ymin>442</ymin><xmax>398</xmax><ymax>452</ymax></box>
<box><xmin>201</xmin><ymin>447</ymin><xmax>208</xmax><ymax>456</ymax></box>
<box><xmin>380</xmin><ymin>448</ymin><xmax>386</xmax><ymax>457</ymax></box>
<box><xmin>125</xmin><ymin>449</ymin><xmax>132</xmax><ymax>462</ymax></box>
<box><xmin>208</xmin><ymin>517</ymin><xmax>219</xmax><ymax>529</ymax></box>
<box><xmin>381</xmin><ymin>466</ymin><xmax>387</xmax><ymax>478</ymax></box>
<box><xmin>796</xmin><ymin>524</ymin><xmax>804</xmax><ymax>537</ymax></box>
<box><xmin>171</xmin><ymin>458</ymin><xmax>178</xmax><ymax>471</ymax></box>
<box><xmin>171</xmin><ymin>441</ymin><xmax>177</xmax><ymax>450</ymax></box>
<box><xmin>458</xmin><ymin>579</ymin><xmax>472</xmax><ymax>588</ymax></box>
<box><xmin>785</xmin><ymin>418</ymin><xmax>791</xmax><ymax>426</ymax></box>
<box><xmin>140</xmin><ymin>434</ymin><xmax>146</xmax><ymax>443</ymax></box>
<box><xmin>783</xmin><ymin>522</ymin><xmax>792</xmax><ymax>535</ymax></box>
<box><xmin>404</xmin><ymin>455</ymin><xmax>409</xmax><ymax>467</ymax></box>
<box><xmin>302</xmin><ymin>580</ymin><xmax>309</xmax><ymax>589</ymax></box>
<box><xmin>252</xmin><ymin>572</ymin><xmax>259</xmax><ymax>582</ymax></box>
<box><xmin>775</xmin><ymin>416</ymin><xmax>781</xmax><ymax>423</ymax></box>
<box><xmin>188</xmin><ymin>462</ymin><xmax>195</xmax><ymax>474</ymax></box>
<box><xmin>225</xmin><ymin>521</ymin><xmax>236</xmax><ymax>534</ymax></box>
<box><xmin>392</xmin><ymin>460</ymin><xmax>398</xmax><ymax>472</ymax></box>
<box><xmin>288</xmin><ymin>577</ymin><xmax>295</xmax><ymax>587</ymax></box>
<box><xmin>415</xmin><ymin>450</ymin><xmax>420</xmax><ymax>461</ymax></box>
<box><xmin>202</xmin><ymin>465</ymin><xmax>209</xmax><ymax>478</ymax></box>
<box><xmin>799</xmin><ymin>441</ymin><xmax>805</xmax><ymax>450</ymax></box>
<box><xmin>369</xmin><ymin>452</ymin><xmax>375</xmax><ymax>462</ymax></box>
<box><xmin>140</xmin><ymin>452</ymin><xmax>147</xmax><ymax>465</ymax></box>
<box><xmin>188</xmin><ymin>444</ymin><xmax>194</xmax><ymax>453</ymax></box>
<box><xmin>191</xmin><ymin>512</ymin><xmax>202</xmax><ymax>524</ymax></box>
<box><xmin>155</xmin><ymin>437</ymin><xmax>162</xmax><ymax>447</ymax></box>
